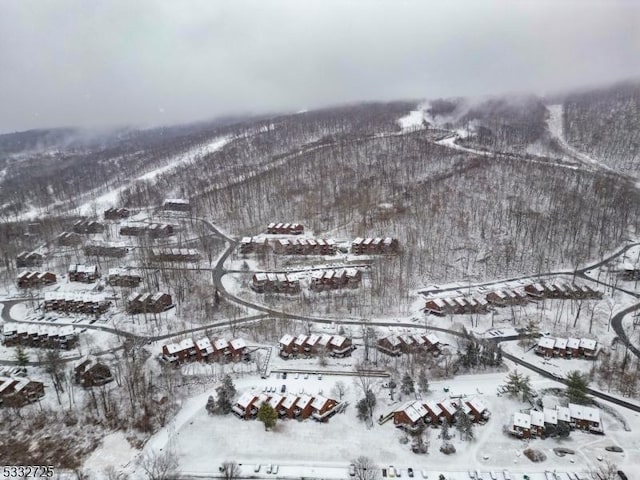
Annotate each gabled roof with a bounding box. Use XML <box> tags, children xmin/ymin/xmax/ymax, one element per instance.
<box><xmin>557</xmin><ymin>406</ymin><xmax>571</xmax><ymax>422</ymax></box>
<box><xmin>306</xmin><ymin>334</ymin><xmax>320</xmax><ymax>346</ymax></box>
<box><xmin>236</xmin><ymin>392</ymin><xmax>258</xmax><ymax>409</ymax></box>
<box><xmin>230</xmin><ymin>338</ymin><xmax>246</xmax><ymax>350</ymax></box>
<box><xmin>268</xmin><ymin>394</ymin><xmax>284</xmax><ymax>409</ymax></box>
<box><xmin>213</xmin><ymin>338</ymin><xmax>228</xmax><ymax>350</ymax></box>
<box><xmin>513</xmin><ymin>412</ymin><xmax>531</xmax><ymax>429</ymax></box>
<box><xmin>296</xmin><ymin>394</ymin><xmax>314</xmax><ymax>410</ymax></box>
<box><xmin>543</xmin><ymin>408</ymin><xmax>558</xmax><ymax>425</ymax></box>
<box><xmin>330</xmin><ymin>335</ymin><xmax>346</xmax><ymax>347</ymax></box>
<box><xmin>311</xmin><ymin>395</ymin><xmax>333</xmax><ymax>411</ymax></box>
<box><xmin>317</xmin><ymin>334</ymin><xmax>333</xmax><ymax>346</ymax></box>
<box><xmin>294</xmin><ymin>334</ymin><xmax>308</xmax><ymax>346</ymax></box>
<box><xmin>569</xmin><ymin>403</ymin><xmax>600</xmax><ymax>423</ymax></box>
<box><xmin>579</xmin><ymin>338</ymin><xmax>597</xmax><ymax>351</ymax></box>
<box><xmin>281</xmin><ymin>394</ymin><xmax>298</xmax><ymax>410</ymax></box>
<box><xmin>425</xmin><ymin>333</ymin><xmax>440</xmax><ymax>346</ymax></box>
<box><xmin>384</xmin><ymin>335</ymin><xmax>401</xmax><ymax>347</ymax></box>
<box><xmin>423</xmin><ymin>401</ymin><xmax>443</xmax><ymax>417</ymax></box>
<box><xmin>554</xmin><ymin>338</ymin><xmax>568</xmax><ymax>350</ymax></box>
<box><xmin>196</xmin><ymin>338</ymin><xmax>212</xmax><ymax>352</ymax></box>
<box><xmin>537</xmin><ymin>337</ymin><xmax>555</xmax><ymax>349</ymax></box>
<box><xmin>279</xmin><ymin>334</ymin><xmax>295</xmax><ymax>346</ymax></box>
<box><xmin>466</xmin><ymin>397</ymin><xmax>488</xmax><ymax>414</ymax></box>
<box><xmin>530</xmin><ymin>410</ymin><xmax>545</xmax><ymax>427</ymax></box>
<box><xmin>567</xmin><ymin>338</ymin><xmax>581</xmax><ymax>349</ymax></box>
<box><xmin>438</xmin><ymin>399</ymin><xmax>457</xmax><ymax>416</ymax></box>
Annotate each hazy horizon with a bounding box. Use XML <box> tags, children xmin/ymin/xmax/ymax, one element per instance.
<box><xmin>1</xmin><ymin>0</ymin><xmax>639</xmax><ymax>133</ymax></box>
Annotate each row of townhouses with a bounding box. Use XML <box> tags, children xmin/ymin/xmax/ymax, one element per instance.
<box><xmin>127</xmin><ymin>292</ymin><xmax>173</xmax><ymax>314</ymax></box>
<box><xmin>232</xmin><ymin>391</ymin><xmax>340</xmax><ymax>422</ymax></box>
<box><xmin>535</xmin><ymin>337</ymin><xmax>598</xmax><ymax>359</ymax></box>
<box><xmin>16</xmin><ymin>271</ymin><xmax>56</xmax><ymax>288</ymax></box>
<box><xmin>0</xmin><ymin>376</ymin><xmax>45</xmax><ymax>407</ymax></box>
<box><xmin>394</xmin><ymin>397</ymin><xmax>490</xmax><ymax>430</ymax></box>
<box><xmin>351</xmin><ymin>237</ymin><xmax>400</xmax><ymax>255</ymax></box>
<box><xmin>377</xmin><ymin>333</ymin><xmax>442</xmax><ymax>357</ymax></box>
<box><xmin>279</xmin><ymin>334</ymin><xmax>355</xmax><ymax>358</ymax></box>
<box><xmin>161</xmin><ymin>337</ymin><xmax>248</xmax><ymax>364</ymax></box>
<box><xmin>2</xmin><ymin>323</ymin><xmax>79</xmax><ymax>350</ymax></box>
<box><xmin>510</xmin><ymin>404</ymin><xmax>603</xmax><ymax>438</ymax></box>
<box><xmin>266</xmin><ymin>223</ymin><xmax>304</xmax><ymax>235</ymax></box>
<box><xmin>43</xmin><ymin>292</ymin><xmax>111</xmax><ymax>315</ymax></box>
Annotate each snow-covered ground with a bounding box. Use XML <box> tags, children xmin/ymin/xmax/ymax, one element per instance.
<box><xmin>131</xmin><ymin>367</ymin><xmax>639</xmax><ymax>479</ymax></box>
<box><xmin>397</xmin><ymin>109</ymin><xmax>429</xmax><ymax>131</ymax></box>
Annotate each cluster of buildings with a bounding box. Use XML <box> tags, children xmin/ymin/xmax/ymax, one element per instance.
<box><xmin>43</xmin><ymin>292</ymin><xmax>111</xmax><ymax>315</ymax></box>
<box><xmin>74</xmin><ymin>357</ymin><xmax>113</xmax><ymax>387</ymax></box>
<box><xmin>107</xmin><ymin>268</ymin><xmax>142</xmax><ymax>287</ymax></box>
<box><xmin>16</xmin><ymin>271</ymin><xmax>56</xmax><ymax>288</ymax></box>
<box><xmin>239</xmin><ymin>237</ymin><xmax>269</xmax><ymax>254</ymax></box>
<box><xmin>310</xmin><ymin>268</ymin><xmax>362</xmax><ymax>291</ymax></box>
<box><xmin>351</xmin><ymin>237</ymin><xmax>399</xmax><ymax>255</ymax></box>
<box><xmin>535</xmin><ymin>337</ymin><xmax>598</xmax><ymax>359</ymax></box>
<box><xmin>16</xmin><ymin>251</ymin><xmax>44</xmax><ymax>268</ymax></box>
<box><xmin>524</xmin><ymin>282</ymin><xmax>601</xmax><ymax>300</ymax></box>
<box><xmin>377</xmin><ymin>333</ymin><xmax>441</xmax><ymax>357</ymax></box>
<box><xmin>232</xmin><ymin>391</ymin><xmax>340</xmax><ymax>422</ymax></box>
<box><xmin>103</xmin><ymin>207</ymin><xmax>131</xmax><ymax>220</ymax></box>
<box><xmin>163</xmin><ymin>198</ymin><xmax>191</xmax><ymax>212</ymax></box>
<box><xmin>251</xmin><ymin>273</ymin><xmax>300</xmax><ymax>294</ymax></box>
<box><xmin>56</xmin><ymin>231</ymin><xmax>82</xmax><ymax>246</ymax></box>
<box><xmin>425</xmin><ymin>282</ymin><xmax>602</xmax><ymax>316</ymax></box>
<box><xmin>393</xmin><ymin>397</ymin><xmax>490</xmax><ymax>431</ymax></box>
<box><xmin>161</xmin><ymin>336</ymin><xmax>247</xmax><ymax>364</ymax></box>
<box><xmin>72</xmin><ymin>219</ymin><xmax>104</xmax><ymax>234</ymax></box>
<box><xmin>68</xmin><ymin>264</ymin><xmax>100</xmax><ymax>283</ymax></box>
<box><xmin>266</xmin><ymin>223</ymin><xmax>304</xmax><ymax>235</ymax></box>
<box><xmin>273</xmin><ymin>238</ymin><xmax>337</xmax><ymax>255</ymax></box>
<box><xmin>278</xmin><ymin>333</ymin><xmax>355</xmax><ymax>358</ymax></box>
<box><xmin>127</xmin><ymin>292</ymin><xmax>172</xmax><ymax>314</ymax></box>
<box><xmin>510</xmin><ymin>404</ymin><xmax>603</xmax><ymax>438</ymax></box>
<box><xmin>2</xmin><ymin>323</ymin><xmax>79</xmax><ymax>350</ymax></box>
<box><xmin>84</xmin><ymin>243</ymin><xmax>128</xmax><ymax>258</ymax></box>
<box><xmin>149</xmin><ymin>248</ymin><xmax>200</xmax><ymax>262</ymax></box>
<box><xmin>0</xmin><ymin>376</ymin><xmax>45</xmax><ymax>407</ymax></box>
<box><xmin>120</xmin><ymin>222</ymin><xmax>174</xmax><ymax>238</ymax></box>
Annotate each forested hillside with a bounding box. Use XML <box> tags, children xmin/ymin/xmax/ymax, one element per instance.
<box><xmin>563</xmin><ymin>81</ymin><xmax>640</xmax><ymax>174</ymax></box>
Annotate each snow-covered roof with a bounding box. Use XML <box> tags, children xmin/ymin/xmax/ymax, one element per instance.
<box><xmin>311</xmin><ymin>395</ymin><xmax>331</xmax><ymax>411</ymax></box>
<box><xmin>306</xmin><ymin>334</ymin><xmax>320</xmax><ymax>346</ymax></box>
<box><xmin>579</xmin><ymin>338</ymin><xmax>597</xmax><ymax>351</ymax></box>
<box><xmin>384</xmin><ymin>335</ymin><xmax>400</xmax><ymax>347</ymax></box>
<box><xmin>554</xmin><ymin>338</ymin><xmax>568</xmax><ymax>350</ymax></box>
<box><xmin>423</xmin><ymin>401</ymin><xmax>442</xmax><ymax>417</ymax></box>
<box><xmin>466</xmin><ymin>397</ymin><xmax>488</xmax><ymax>414</ymax></box>
<box><xmin>330</xmin><ymin>335</ymin><xmax>346</xmax><ymax>348</ymax></box>
<box><xmin>179</xmin><ymin>338</ymin><xmax>195</xmax><ymax>350</ymax></box>
<box><xmin>213</xmin><ymin>338</ymin><xmax>228</xmax><ymax>350</ymax></box>
<box><xmin>530</xmin><ymin>410</ymin><xmax>545</xmax><ymax>427</ymax></box>
<box><xmin>164</xmin><ymin>343</ymin><xmax>181</xmax><ymax>354</ymax></box>
<box><xmin>317</xmin><ymin>334</ymin><xmax>332</xmax><ymax>346</ymax></box>
<box><xmin>557</xmin><ymin>406</ymin><xmax>571</xmax><ymax>422</ymax></box>
<box><xmin>164</xmin><ymin>198</ymin><xmax>189</xmax><ymax>204</ymax></box>
<box><xmin>281</xmin><ymin>394</ymin><xmax>298</xmax><ymax>410</ymax></box>
<box><xmin>438</xmin><ymin>400</ymin><xmax>457</xmax><ymax>416</ymax></box>
<box><xmin>567</xmin><ymin>338</ymin><xmax>580</xmax><ymax>349</ymax></box>
<box><xmin>280</xmin><ymin>333</ymin><xmax>293</xmax><ymax>347</ymax></box>
<box><xmin>268</xmin><ymin>394</ymin><xmax>284</xmax><ymax>409</ymax></box>
<box><xmin>296</xmin><ymin>394</ymin><xmax>313</xmax><ymax>410</ymax></box>
<box><xmin>196</xmin><ymin>338</ymin><xmax>212</xmax><ymax>352</ymax></box>
<box><xmin>569</xmin><ymin>403</ymin><xmax>600</xmax><ymax>423</ymax></box>
<box><xmin>236</xmin><ymin>392</ymin><xmax>258</xmax><ymax>409</ymax></box>
<box><xmin>397</xmin><ymin>401</ymin><xmax>426</xmax><ymax>423</ymax></box>
<box><xmin>229</xmin><ymin>338</ymin><xmax>246</xmax><ymax>350</ymax></box>
<box><xmin>411</xmin><ymin>334</ymin><xmax>426</xmax><ymax>345</ymax></box>
<box><xmin>543</xmin><ymin>408</ymin><xmax>558</xmax><ymax>425</ymax></box>
<box><xmin>513</xmin><ymin>412</ymin><xmax>531</xmax><ymax>429</ymax></box>
<box><xmin>537</xmin><ymin>337</ymin><xmax>555</xmax><ymax>349</ymax></box>
<box><xmin>294</xmin><ymin>334</ymin><xmax>308</xmax><ymax>346</ymax></box>
<box><xmin>425</xmin><ymin>333</ymin><xmax>440</xmax><ymax>345</ymax></box>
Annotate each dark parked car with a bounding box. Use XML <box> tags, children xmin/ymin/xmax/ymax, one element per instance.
<box><xmin>281</xmin><ymin>384</ymin><xmax>286</xmax><ymax>393</ymax></box>
<box><xmin>282</xmin><ymin>372</ymin><xmax>287</xmax><ymax>379</ymax></box>
<box><xmin>617</xmin><ymin>471</ymin><xmax>628</xmax><ymax>480</ymax></box>
<box><xmin>605</xmin><ymin>446</ymin><xmax>623</xmax><ymax>453</ymax></box>
<box><xmin>408</xmin><ymin>468</ymin><xmax>414</xmax><ymax>478</ymax></box>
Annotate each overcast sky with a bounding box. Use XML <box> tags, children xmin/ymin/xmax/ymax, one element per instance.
<box><xmin>1</xmin><ymin>0</ymin><xmax>638</xmax><ymax>133</ymax></box>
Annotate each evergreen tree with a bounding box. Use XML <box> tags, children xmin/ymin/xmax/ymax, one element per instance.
<box><xmin>14</xmin><ymin>346</ymin><xmax>29</xmax><ymax>368</ymax></box>
<box><xmin>565</xmin><ymin>370</ymin><xmax>590</xmax><ymax>404</ymax></box>
<box><xmin>455</xmin><ymin>409</ymin><xmax>474</xmax><ymax>441</ymax></box>
<box><xmin>556</xmin><ymin>421</ymin><xmax>570</xmax><ymax>438</ymax></box>
<box><xmin>215</xmin><ymin>375</ymin><xmax>236</xmax><ymax>414</ymax></box>
<box><xmin>504</xmin><ymin>370</ymin><xmax>531</xmax><ymax>402</ymax></box>
<box><xmin>401</xmin><ymin>373</ymin><xmax>415</xmax><ymax>395</ymax></box>
<box><xmin>441</xmin><ymin>420</ymin><xmax>450</xmax><ymax>441</ymax></box>
<box><xmin>257</xmin><ymin>402</ymin><xmax>278</xmax><ymax>430</ymax></box>
<box><xmin>356</xmin><ymin>390</ymin><xmax>376</xmax><ymax>422</ymax></box>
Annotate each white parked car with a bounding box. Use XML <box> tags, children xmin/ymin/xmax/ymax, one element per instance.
<box><xmin>266</xmin><ymin>465</ymin><xmax>272</xmax><ymax>474</ymax></box>
<box><xmin>272</xmin><ymin>465</ymin><xmax>279</xmax><ymax>474</ymax></box>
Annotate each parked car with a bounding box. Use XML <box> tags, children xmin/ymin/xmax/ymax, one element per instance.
<box><xmin>605</xmin><ymin>446</ymin><xmax>623</xmax><ymax>453</ymax></box>
<box><xmin>617</xmin><ymin>471</ymin><xmax>628</xmax><ymax>480</ymax></box>
<box><xmin>382</xmin><ymin>468</ymin><xmax>387</xmax><ymax>477</ymax></box>
<box><xmin>388</xmin><ymin>466</ymin><xmax>395</xmax><ymax>478</ymax></box>
<box><xmin>408</xmin><ymin>468</ymin><xmax>414</xmax><ymax>478</ymax></box>
<box><xmin>395</xmin><ymin>467</ymin><xmax>401</xmax><ymax>477</ymax></box>
<box><xmin>503</xmin><ymin>471</ymin><xmax>511</xmax><ymax>480</ymax></box>
<box><xmin>281</xmin><ymin>384</ymin><xmax>286</xmax><ymax>393</ymax></box>
<box><xmin>272</xmin><ymin>465</ymin><xmax>279</xmax><ymax>474</ymax></box>
<box><xmin>254</xmin><ymin>464</ymin><xmax>261</xmax><ymax>473</ymax></box>
<box><xmin>490</xmin><ymin>473</ymin><xmax>497</xmax><ymax>480</ymax></box>
<box><xmin>266</xmin><ymin>465</ymin><xmax>272</xmax><ymax>474</ymax></box>
<box><xmin>468</xmin><ymin>472</ymin><xmax>476</xmax><ymax>479</ymax></box>
<box><xmin>304</xmin><ymin>373</ymin><xmax>309</xmax><ymax>379</ymax></box>
<box><xmin>282</xmin><ymin>372</ymin><xmax>287</xmax><ymax>379</ymax></box>
<box><xmin>420</xmin><ymin>471</ymin><xmax>428</xmax><ymax>479</ymax></box>
<box><xmin>318</xmin><ymin>373</ymin><xmax>323</xmax><ymax>380</ymax></box>
<box><xmin>349</xmin><ymin>464</ymin><xmax>356</xmax><ymax>476</ymax></box>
